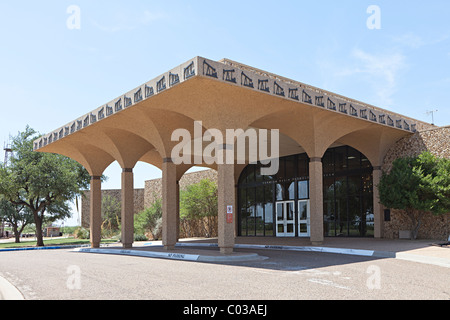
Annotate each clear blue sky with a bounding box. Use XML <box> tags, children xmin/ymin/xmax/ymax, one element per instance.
<box><xmin>1</xmin><ymin>1</ymin><xmax>449</xmax><ymax>225</ymax></box>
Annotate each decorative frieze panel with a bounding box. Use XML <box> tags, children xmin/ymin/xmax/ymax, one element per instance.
<box><xmin>184</xmin><ymin>62</ymin><xmax>195</xmax><ymax>80</ymax></box>
<box><xmin>124</xmin><ymin>95</ymin><xmax>132</xmax><ymax>108</ymax></box>
<box><xmin>157</xmin><ymin>76</ymin><xmax>166</xmax><ymax>93</ymax></box>
<box><xmin>258</xmin><ymin>79</ymin><xmax>269</xmax><ymax>92</ymax></box>
<box><xmin>34</xmin><ymin>57</ymin><xmax>420</xmax><ymax>151</ymax></box>
<box><xmin>274</xmin><ymin>81</ymin><xmax>284</xmax><ymax>97</ymax></box>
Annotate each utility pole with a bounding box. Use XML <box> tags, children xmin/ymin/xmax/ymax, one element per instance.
<box><xmin>425</xmin><ymin>109</ymin><xmax>438</xmax><ymax>126</ymax></box>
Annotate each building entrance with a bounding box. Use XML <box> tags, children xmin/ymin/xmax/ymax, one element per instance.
<box><xmin>275</xmin><ymin>200</ymin><xmax>311</xmax><ymax>237</ymax></box>
<box><xmin>276</xmin><ymin>201</ymin><xmax>295</xmax><ymax>237</ymax></box>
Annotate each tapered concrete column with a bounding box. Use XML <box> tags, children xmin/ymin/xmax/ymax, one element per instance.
<box><xmin>121</xmin><ymin>168</ymin><xmax>134</xmax><ymax>248</ymax></box>
<box><xmin>162</xmin><ymin>158</ymin><xmax>178</xmax><ymax>250</ymax></box>
<box><xmin>373</xmin><ymin>167</ymin><xmax>382</xmax><ymax>238</ymax></box>
<box><xmin>218</xmin><ymin>163</ymin><xmax>235</xmax><ymax>254</ymax></box>
<box><xmin>90</xmin><ymin>176</ymin><xmax>102</xmax><ymax>248</ymax></box>
<box><xmin>176</xmin><ymin>182</ymin><xmax>180</xmax><ymax>241</ymax></box>
<box><xmin>309</xmin><ymin>157</ymin><xmax>324</xmax><ymax>245</ymax></box>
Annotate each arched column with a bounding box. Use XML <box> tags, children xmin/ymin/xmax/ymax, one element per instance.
<box><xmin>162</xmin><ymin>158</ymin><xmax>178</xmax><ymax>250</ymax></box>
<box><xmin>309</xmin><ymin>157</ymin><xmax>324</xmax><ymax>245</ymax></box>
<box><xmin>90</xmin><ymin>175</ymin><xmax>102</xmax><ymax>248</ymax></box>
<box><xmin>372</xmin><ymin>166</ymin><xmax>383</xmax><ymax>238</ymax></box>
<box><xmin>121</xmin><ymin>167</ymin><xmax>134</xmax><ymax>248</ymax></box>
<box><xmin>217</xmin><ymin>162</ymin><xmax>236</xmax><ymax>254</ymax></box>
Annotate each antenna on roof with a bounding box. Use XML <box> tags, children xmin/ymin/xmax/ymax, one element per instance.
<box><xmin>425</xmin><ymin>109</ymin><xmax>438</xmax><ymax>126</ymax></box>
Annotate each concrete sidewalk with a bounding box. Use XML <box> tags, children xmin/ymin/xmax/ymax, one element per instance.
<box><xmin>74</xmin><ymin>237</ymin><xmax>450</xmax><ymax>268</ymax></box>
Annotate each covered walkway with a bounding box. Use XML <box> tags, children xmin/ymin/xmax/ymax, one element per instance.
<box><xmin>34</xmin><ymin>57</ymin><xmax>432</xmax><ymax>254</ymax></box>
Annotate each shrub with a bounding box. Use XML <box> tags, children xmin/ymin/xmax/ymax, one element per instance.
<box><xmin>134</xmin><ymin>197</ymin><xmax>163</xmax><ymax>240</ymax></box>
<box><xmin>74</xmin><ymin>227</ymin><xmax>90</xmax><ymax>239</ymax></box>
<box><xmin>134</xmin><ymin>234</ymin><xmax>148</xmax><ymax>241</ymax></box>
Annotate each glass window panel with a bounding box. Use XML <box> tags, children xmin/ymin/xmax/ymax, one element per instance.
<box><xmin>323</xmin><ymin>199</ymin><xmax>335</xmax><ymax>237</ymax></box>
<box><xmin>264</xmin><ymin>201</ymin><xmax>274</xmax><ymax>236</ymax></box>
<box><xmin>255</xmin><ymin>164</ymin><xmax>264</xmax><ymax>183</ymax></box>
<box><xmin>334</xmin><ymin>147</ymin><xmax>346</xmax><ymax>173</ymax></box>
<box><xmin>264</xmin><ymin>201</ymin><xmax>273</xmax><ymax>225</ymax></box>
<box><xmin>287</xmin><ymin>224</ymin><xmax>294</xmax><ymax>233</ymax></box>
<box><xmin>287</xmin><ymin>202</ymin><xmax>294</xmax><ymax>220</ymax></box>
<box><xmin>348</xmin><ymin>195</ymin><xmax>361</xmax><ymax>236</ymax></box>
<box><xmin>362</xmin><ymin>196</ymin><xmax>374</xmax><ymax>237</ymax></box>
<box><xmin>298</xmin><ymin>154</ymin><xmax>309</xmax><ymax>177</ymax></box>
<box><xmin>285</xmin><ymin>156</ymin><xmax>296</xmax><ymax>178</ymax></box>
<box><xmin>300</xmin><ymin>223</ymin><xmax>308</xmax><ymax>233</ymax></box>
<box><xmin>361</xmin><ymin>154</ymin><xmax>372</xmax><ymax>168</ymax></box>
<box><xmin>298</xmin><ymin>180</ymin><xmax>309</xmax><ymax>199</ymax></box>
<box><xmin>278</xmin><ymin>224</ymin><xmax>284</xmax><ymax>234</ymax></box>
<box><xmin>275</xmin><ymin>183</ymin><xmax>284</xmax><ymax>201</ymax></box>
<box><xmin>299</xmin><ymin>202</ymin><xmax>308</xmax><ymax>220</ymax></box>
<box><xmin>323</xmin><ymin>177</ymin><xmax>335</xmax><ymax>200</ymax></box>
<box><xmin>335</xmin><ymin>196</ymin><xmax>348</xmax><ymax>236</ymax></box>
<box><xmin>323</xmin><ymin>149</ymin><xmax>334</xmax><ymax>174</ymax></box>
<box><xmin>362</xmin><ymin>173</ymin><xmax>373</xmax><ymax>195</ymax></box>
<box><xmin>347</xmin><ymin>175</ymin><xmax>361</xmax><ymax>195</ymax></box>
<box><xmin>276</xmin><ymin>203</ymin><xmax>284</xmax><ymax>221</ymax></box>
<box><xmin>276</xmin><ymin>158</ymin><xmax>285</xmax><ymax>180</ymax></box>
<box><xmin>347</xmin><ymin>147</ymin><xmax>361</xmax><ymax>170</ymax></box>
<box><xmin>288</xmin><ymin>181</ymin><xmax>295</xmax><ymax>200</ymax></box>
<box><xmin>240</xmin><ymin>216</ymin><xmax>247</xmax><ymax>236</ymax></box>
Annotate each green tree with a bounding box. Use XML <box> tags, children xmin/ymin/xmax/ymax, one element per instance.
<box><xmin>0</xmin><ymin>126</ymin><xmax>91</xmax><ymax>246</ymax></box>
<box><xmin>378</xmin><ymin>152</ymin><xmax>450</xmax><ymax>239</ymax></box>
<box><xmin>101</xmin><ymin>195</ymin><xmax>121</xmax><ymax>237</ymax></box>
<box><xmin>0</xmin><ymin>197</ymin><xmax>34</xmax><ymax>243</ymax></box>
<box><xmin>134</xmin><ymin>196</ymin><xmax>162</xmax><ymax>240</ymax></box>
<box><xmin>180</xmin><ymin>179</ymin><xmax>218</xmax><ymax>238</ymax></box>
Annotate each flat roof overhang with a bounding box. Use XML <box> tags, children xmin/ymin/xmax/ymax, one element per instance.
<box><xmin>34</xmin><ymin>57</ymin><xmax>432</xmax><ymax>176</ymax></box>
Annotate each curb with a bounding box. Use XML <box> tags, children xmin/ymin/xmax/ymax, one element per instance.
<box><xmin>0</xmin><ymin>245</ymin><xmax>91</xmax><ymax>252</ymax></box>
<box><xmin>73</xmin><ymin>247</ymin><xmax>266</xmax><ymax>262</ymax></box>
<box><xmin>176</xmin><ymin>243</ymin><xmax>450</xmax><ymax>268</ymax></box>
<box><xmin>0</xmin><ymin>275</ymin><xmax>24</xmax><ymax>300</ymax></box>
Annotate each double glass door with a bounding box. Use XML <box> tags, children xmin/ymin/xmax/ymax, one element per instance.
<box><xmin>276</xmin><ymin>200</ymin><xmax>310</xmax><ymax>237</ymax></box>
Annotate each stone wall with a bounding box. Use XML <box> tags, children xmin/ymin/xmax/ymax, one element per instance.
<box><xmin>381</xmin><ymin>126</ymin><xmax>450</xmax><ymax>240</ymax></box>
<box><xmin>81</xmin><ymin>169</ymin><xmax>217</xmax><ymax>228</ymax></box>
<box><xmin>81</xmin><ymin>189</ymin><xmax>145</xmax><ymax>228</ymax></box>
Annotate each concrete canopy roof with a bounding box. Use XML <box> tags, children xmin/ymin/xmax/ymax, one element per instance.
<box><xmin>34</xmin><ymin>56</ymin><xmax>432</xmax><ymax>176</ymax></box>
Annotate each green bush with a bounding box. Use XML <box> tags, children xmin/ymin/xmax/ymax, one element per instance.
<box><xmin>134</xmin><ymin>234</ymin><xmax>148</xmax><ymax>241</ymax></box>
<box><xmin>134</xmin><ymin>197</ymin><xmax>162</xmax><ymax>240</ymax></box>
<box><xmin>74</xmin><ymin>227</ymin><xmax>90</xmax><ymax>239</ymax></box>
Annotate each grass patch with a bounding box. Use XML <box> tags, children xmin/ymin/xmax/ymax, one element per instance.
<box><xmin>0</xmin><ymin>237</ymin><xmax>117</xmax><ymax>249</ymax></box>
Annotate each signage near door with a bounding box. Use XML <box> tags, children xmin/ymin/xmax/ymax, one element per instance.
<box><xmin>226</xmin><ymin>205</ymin><xmax>233</xmax><ymax>224</ymax></box>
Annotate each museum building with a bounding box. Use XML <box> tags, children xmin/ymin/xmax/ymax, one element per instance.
<box><xmin>34</xmin><ymin>56</ymin><xmax>449</xmax><ymax>253</ymax></box>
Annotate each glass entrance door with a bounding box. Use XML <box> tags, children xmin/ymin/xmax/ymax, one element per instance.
<box><xmin>276</xmin><ymin>201</ymin><xmax>295</xmax><ymax>237</ymax></box>
<box><xmin>298</xmin><ymin>200</ymin><xmax>310</xmax><ymax>237</ymax></box>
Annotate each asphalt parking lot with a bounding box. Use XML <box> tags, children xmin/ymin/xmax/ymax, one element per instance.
<box><xmin>0</xmin><ymin>245</ymin><xmax>449</xmax><ymax>301</ymax></box>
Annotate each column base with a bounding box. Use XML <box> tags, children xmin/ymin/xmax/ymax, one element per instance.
<box><xmin>311</xmin><ymin>241</ymin><xmax>323</xmax><ymax>246</ymax></box>
<box><xmin>91</xmin><ymin>242</ymin><xmax>100</xmax><ymax>249</ymax></box>
<box><xmin>164</xmin><ymin>245</ymin><xmax>176</xmax><ymax>251</ymax></box>
<box><xmin>122</xmin><ymin>243</ymin><xmax>133</xmax><ymax>249</ymax></box>
<box><xmin>220</xmin><ymin>247</ymin><xmax>234</xmax><ymax>255</ymax></box>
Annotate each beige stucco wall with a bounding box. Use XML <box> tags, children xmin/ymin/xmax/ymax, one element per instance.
<box><xmin>381</xmin><ymin>126</ymin><xmax>450</xmax><ymax>240</ymax></box>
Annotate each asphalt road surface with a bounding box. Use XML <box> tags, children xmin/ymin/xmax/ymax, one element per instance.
<box><xmin>0</xmin><ymin>247</ymin><xmax>449</xmax><ymax>300</ymax></box>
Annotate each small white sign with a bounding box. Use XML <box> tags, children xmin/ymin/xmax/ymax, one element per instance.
<box><xmin>227</xmin><ymin>205</ymin><xmax>233</xmax><ymax>214</ymax></box>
